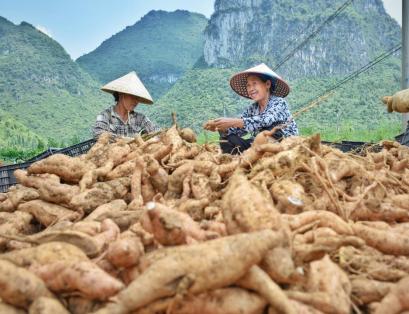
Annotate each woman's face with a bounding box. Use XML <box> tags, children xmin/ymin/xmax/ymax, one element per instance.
<box><xmin>120</xmin><ymin>93</ymin><xmax>139</xmax><ymax>111</ymax></box>
<box><xmin>246</xmin><ymin>75</ymin><xmax>271</xmax><ymax>102</ymax></box>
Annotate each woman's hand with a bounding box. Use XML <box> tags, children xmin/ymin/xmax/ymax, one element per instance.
<box><xmin>204</xmin><ymin>118</ymin><xmax>244</xmax><ymax>131</ymax></box>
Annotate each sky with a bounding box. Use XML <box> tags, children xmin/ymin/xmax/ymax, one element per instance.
<box><xmin>0</xmin><ymin>0</ymin><xmax>402</xmax><ymax>60</ymax></box>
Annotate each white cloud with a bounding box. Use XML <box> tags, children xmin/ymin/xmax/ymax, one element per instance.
<box><xmin>36</xmin><ymin>25</ymin><xmax>53</xmax><ymax>38</ymax></box>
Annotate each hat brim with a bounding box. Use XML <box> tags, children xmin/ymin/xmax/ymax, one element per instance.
<box><xmin>101</xmin><ymin>88</ymin><xmax>154</xmax><ymax>105</ymax></box>
<box><xmin>230</xmin><ymin>72</ymin><xmax>290</xmax><ymax>99</ymax></box>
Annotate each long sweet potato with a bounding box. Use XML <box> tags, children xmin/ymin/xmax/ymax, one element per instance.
<box><xmin>135</xmin><ymin>288</ymin><xmax>267</xmax><ymax>314</ymax></box>
<box><xmin>374</xmin><ymin>276</ymin><xmax>409</xmax><ymax>314</ymax></box>
<box><xmin>0</xmin><ymin>259</ymin><xmax>53</xmax><ymax>308</ymax></box>
<box><xmin>29</xmin><ymin>297</ymin><xmax>69</xmax><ymax>314</ymax></box>
<box><xmin>30</xmin><ymin>260</ymin><xmax>124</xmax><ymax>300</ymax></box>
<box><xmin>94</xmin><ymin>229</ymin><xmax>283</xmax><ymax>313</ymax></box>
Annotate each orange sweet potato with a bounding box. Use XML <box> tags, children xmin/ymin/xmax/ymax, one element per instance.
<box><xmin>29</xmin><ymin>296</ymin><xmax>69</xmax><ymax>314</ymax></box>
<box><xmin>30</xmin><ymin>260</ymin><xmax>124</xmax><ymax>300</ymax></box>
<box><xmin>94</xmin><ymin>229</ymin><xmax>283</xmax><ymax>314</ymax></box>
<box><xmin>0</xmin><ymin>259</ymin><xmax>53</xmax><ymax>308</ymax></box>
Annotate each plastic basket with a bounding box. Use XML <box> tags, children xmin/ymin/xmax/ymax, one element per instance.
<box><xmin>25</xmin><ymin>148</ymin><xmax>60</xmax><ymax>163</ymax></box>
<box><xmin>57</xmin><ymin>139</ymin><xmax>96</xmax><ymax>157</ymax></box>
<box><xmin>0</xmin><ymin>139</ymin><xmax>96</xmax><ymax>193</ymax></box>
<box><xmin>0</xmin><ymin>162</ymin><xmax>32</xmax><ymax>193</ymax></box>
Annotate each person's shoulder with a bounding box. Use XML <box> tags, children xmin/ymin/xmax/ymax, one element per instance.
<box><xmin>270</xmin><ymin>96</ymin><xmax>288</xmax><ymax>106</ymax></box>
<box><xmin>96</xmin><ymin>106</ymin><xmax>112</xmax><ymax>121</ymax></box>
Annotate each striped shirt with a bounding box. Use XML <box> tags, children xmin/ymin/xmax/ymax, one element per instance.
<box><xmin>227</xmin><ymin>95</ymin><xmax>299</xmax><ymax>138</ymax></box>
<box><xmin>92</xmin><ymin>106</ymin><xmax>159</xmax><ymax>138</ymax></box>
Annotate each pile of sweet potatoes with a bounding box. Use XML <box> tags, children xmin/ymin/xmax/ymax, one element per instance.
<box><xmin>1</xmin><ymin>125</ymin><xmax>409</xmax><ymax>314</ymax></box>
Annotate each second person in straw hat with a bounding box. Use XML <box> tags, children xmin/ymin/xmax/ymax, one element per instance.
<box><xmin>92</xmin><ymin>71</ymin><xmax>159</xmax><ymax>138</ymax></box>
<box><xmin>204</xmin><ymin>63</ymin><xmax>298</xmax><ymax>154</ymax></box>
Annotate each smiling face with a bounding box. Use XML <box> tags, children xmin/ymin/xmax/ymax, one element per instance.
<box><xmin>246</xmin><ymin>74</ymin><xmax>271</xmax><ymax>102</ymax></box>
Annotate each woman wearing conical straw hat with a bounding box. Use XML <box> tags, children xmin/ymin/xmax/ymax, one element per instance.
<box><xmin>204</xmin><ymin>63</ymin><xmax>299</xmax><ymax>154</ymax></box>
<box><xmin>92</xmin><ymin>71</ymin><xmax>159</xmax><ymax>138</ymax></box>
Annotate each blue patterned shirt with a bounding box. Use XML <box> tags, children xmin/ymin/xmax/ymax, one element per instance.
<box><xmin>227</xmin><ymin>96</ymin><xmax>299</xmax><ymax>138</ymax></box>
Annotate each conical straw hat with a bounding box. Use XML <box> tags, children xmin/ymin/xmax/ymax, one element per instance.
<box><xmin>230</xmin><ymin>63</ymin><xmax>290</xmax><ymax>98</ymax></box>
<box><xmin>101</xmin><ymin>71</ymin><xmax>153</xmax><ymax>104</ymax></box>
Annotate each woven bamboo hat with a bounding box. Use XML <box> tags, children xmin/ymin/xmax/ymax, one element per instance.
<box><xmin>101</xmin><ymin>71</ymin><xmax>153</xmax><ymax>105</ymax></box>
<box><xmin>230</xmin><ymin>63</ymin><xmax>290</xmax><ymax>98</ymax></box>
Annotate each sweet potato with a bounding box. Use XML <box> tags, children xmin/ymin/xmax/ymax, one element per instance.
<box><xmin>145</xmin><ymin>156</ymin><xmax>168</xmax><ymax>194</ymax></box>
<box><xmin>165</xmin><ymin>163</ymin><xmax>194</xmax><ymax>199</ymax></box>
<box><xmin>162</xmin><ymin>125</ymin><xmax>183</xmax><ymax>153</ymax></box>
<box><xmin>286</xmin><ymin>255</ymin><xmax>351</xmax><ymax>314</ymax></box>
<box><xmin>67</xmin><ymin>297</ymin><xmax>102</xmax><ymax>314</ymax></box>
<box><xmin>144</xmin><ymin>202</ymin><xmax>207</xmax><ymax>245</ymax></box>
<box><xmin>283</xmin><ymin>211</ymin><xmax>353</xmax><ymax>235</ymax></box>
<box><xmin>19</xmin><ymin>200</ymin><xmax>80</xmax><ymax>226</ymax></box>
<box><xmin>30</xmin><ymin>260</ymin><xmax>124</xmax><ymax>300</ymax></box>
<box><xmin>0</xmin><ymin>185</ymin><xmax>39</xmax><ymax>212</ymax></box>
<box><xmin>0</xmin><ymin>259</ymin><xmax>53</xmax><ymax>308</ymax></box>
<box><xmin>351</xmin><ymin>278</ymin><xmax>393</xmax><ymax>305</ymax></box>
<box><xmin>179</xmin><ymin>128</ymin><xmax>197</xmax><ymax>143</ymax></box>
<box><xmin>106</xmin><ymin>159</ymin><xmax>137</xmax><ymax>180</ymax></box>
<box><xmin>178</xmin><ymin>198</ymin><xmax>210</xmax><ymax>221</ymax></box>
<box><xmin>261</xmin><ymin>246</ymin><xmax>297</xmax><ymax>284</ymax></box>
<box><xmin>353</xmin><ymin>222</ymin><xmax>409</xmax><ymax>256</ymax></box>
<box><xmin>0</xmin><ymin>211</ymin><xmax>34</xmax><ymax>249</ymax></box>
<box><xmin>0</xmin><ymin>241</ymin><xmax>87</xmax><ymax>267</ymax></box>
<box><xmin>84</xmin><ymin>200</ymin><xmax>127</xmax><ymax>221</ymax></box>
<box><xmin>79</xmin><ymin>160</ymin><xmax>114</xmax><ymax>191</ymax></box>
<box><xmin>0</xmin><ymin>302</ymin><xmax>25</xmax><ymax>314</ymax></box>
<box><xmin>94</xmin><ymin>210</ymin><xmax>143</xmax><ymax>231</ymax></box>
<box><xmin>70</xmin><ymin>182</ymin><xmax>115</xmax><ymax>214</ymax></box>
<box><xmin>374</xmin><ymin>276</ymin><xmax>409</xmax><ymax>314</ymax></box>
<box><xmin>191</xmin><ymin>172</ymin><xmax>212</xmax><ymax>200</ymax></box>
<box><xmin>106</xmin><ymin>234</ymin><xmax>144</xmax><ymax>268</ymax></box>
<box><xmin>94</xmin><ymin>229</ymin><xmax>283</xmax><ymax>313</ymax></box>
<box><xmin>92</xmin><ymin>219</ymin><xmax>120</xmax><ymax>252</ymax></box>
<box><xmin>135</xmin><ymin>288</ymin><xmax>267</xmax><ymax>314</ymax></box>
<box><xmin>222</xmin><ymin>171</ymin><xmax>282</xmax><ymax>234</ymax></box>
<box><xmin>28</xmin><ymin>154</ymin><xmax>93</xmax><ymax>183</ymax></box>
<box><xmin>237</xmin><ymin>265</ymin><xmax>296</xmax><ymax>314</ymax></box>
<box><xmin>29</xmin><ymin>297</ymin><xmax>69</xmax><ymax>314</ymax></box>
<box><xmin>2</xmin><ymin>229</ymin><xmax>101</xmax><ymax>257</ymax></box>
<box><xmin>338</xmin><ymin>246</ymin><xmax>409</xmax><ymax>282</ymax></box>
<box><xmin>269</xmin><ymin>180</ymin><xmax>305</xmax><ymax>214</ymax></box>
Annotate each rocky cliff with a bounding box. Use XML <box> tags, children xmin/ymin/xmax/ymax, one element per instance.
<box><xmin>203</xmin><ymin>0</ymin><xmax>400</xmax><ymax>79</ymax></box>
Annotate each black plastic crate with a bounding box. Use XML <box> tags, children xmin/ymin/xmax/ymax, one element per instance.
<box><xmin>0</xmin><ymin>162</ymin><xmax>32</xmax><ymax>193</ymax></box>
<box><xmin>57</xmin><ymin>139</ymin><xmax>96</xmax><ymax>157</ymax></box>
<box><xmin>0</xmin><ymin>139</ymin><xmax>96</xmax><ymax>193</ymax></box>
<box><xmin>322</xmin><ymin>140</ymin><xmax>381</xmax><ymax>154</ymax></box>
<box><xmin>25</xmin><ymin>147</ymin><xmax>60</xmax><ymax>163</ymax></box>
<box><xmin>396</xmin><ymin>132</ymin><xmax>409</xmax><ymax>146</ymax></box>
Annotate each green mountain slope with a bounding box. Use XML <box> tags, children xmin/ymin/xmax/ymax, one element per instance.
<box><xmin>0</xmin><ymin>17</ymin><xmax>110</xmax><ymax>143</ymax></box>
<box><xmin>77</xmin><ymin>10</ymin><xmax>208</xmax><ymax>99</ymax></box>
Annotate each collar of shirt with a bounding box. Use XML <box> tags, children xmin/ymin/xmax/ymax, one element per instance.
<box><xmin>110</xmin><ymin>105</ymin><xmax>135</xmax><ymax>125</ymax></box>
<box><xmin>250</xmin><ymin>95</ymin><xmax>278</xmax><ymax>114</ymax></box>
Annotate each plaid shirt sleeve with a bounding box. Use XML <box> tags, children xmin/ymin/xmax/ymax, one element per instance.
<box><xmin>92</xmin><ymin>111</ymin><xmax>111</xmax><ymax>138</ymax></box>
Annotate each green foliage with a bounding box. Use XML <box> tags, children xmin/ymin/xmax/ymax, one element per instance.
<box><xmin>77</xmin><ymin>10</ymin><xmax>208</xmax><ymax>99</ymax></box>
<box><xmin>0</xmin><ymin>17</ymin><xmax>110</xmax><ymax>144</ymax></box>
